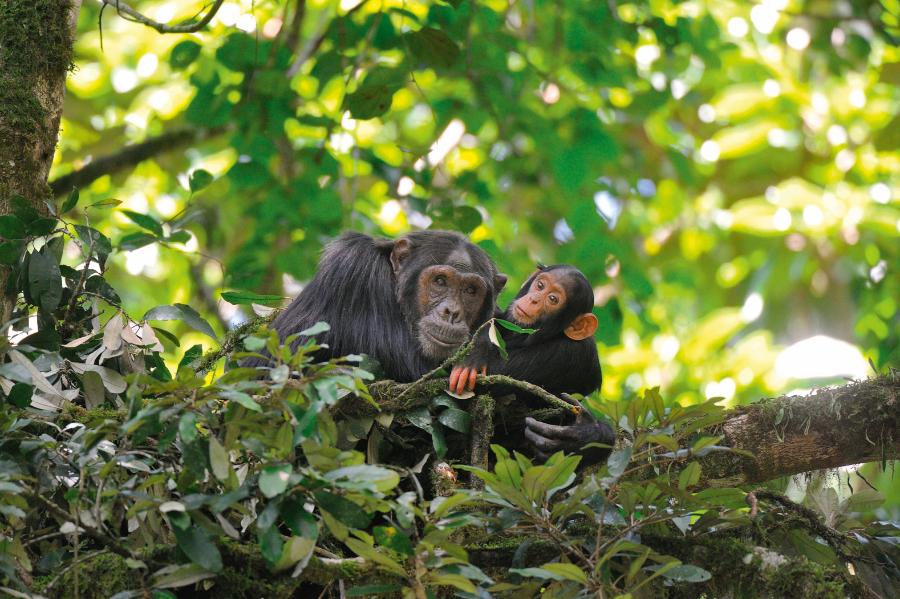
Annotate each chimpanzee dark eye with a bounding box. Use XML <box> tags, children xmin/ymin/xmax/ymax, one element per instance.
<box><xmin>434</xmin><ymin>275</ymin><xmax>447</xmax><ymax>286</ymax></box>
<box><xmin>536</xmin><ymin>280</ymin><xmax>544</xmax><ymax>290</ymax></box>
<box><xmin>465</xmin><ymin>285</ymin><xmax>477</xmax><ymax>295</ymax></box>
<box><xmin>549</xmin><ymin>294</ymin><xmax>559</xmax><ymax>305</ymax></box>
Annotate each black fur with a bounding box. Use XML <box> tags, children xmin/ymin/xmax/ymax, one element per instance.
<box><xmin>247</xmin><ymin>231</ymin><xmax>503</xmax><ymax>382</ymax></box>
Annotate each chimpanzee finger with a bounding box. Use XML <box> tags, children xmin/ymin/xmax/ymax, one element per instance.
<box><xmin>524</xmin><ymin>425</ymin><xmax>565</xmax><ymax>453</ymax></box>
<box><xmin>449</xmin><ymin>367</ymin><xmax>462</xmax><ymax>393</ymax></box>
<box><xmin>453</xmin><ymin>368</ymin><xmax>468</xmax><ymax>395</ymax></box>
<box><xmin>524</xmin><ymin>416</ymin><xmax>583</xmax><ymax>441</ymax></box>
<box><xmin>466</xmin><ymin>367</ymin><xmax>478</xmax><ymax>391</ymax></box>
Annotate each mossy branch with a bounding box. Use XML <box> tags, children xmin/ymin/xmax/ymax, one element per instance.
<box><xmin>194</xmin><ymin>311</ymin><xmax>279</xmax><ymax>374</ymax></box>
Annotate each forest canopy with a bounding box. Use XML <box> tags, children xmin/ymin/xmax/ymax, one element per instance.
<box><xmin>0</xmin><ymin>0</ymin><xmax>898</xmax><ymax>597</ymax></box>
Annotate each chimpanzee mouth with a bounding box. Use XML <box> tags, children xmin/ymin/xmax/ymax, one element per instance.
<box><xmin>513</xmin><ymin>304</ymin><xmax>535</xmax><ymax>323</ymax></box>
<box><xmin>424</xmin><ymin>331</ymin><xmax>464</xmax><ymax>348</ymax></box>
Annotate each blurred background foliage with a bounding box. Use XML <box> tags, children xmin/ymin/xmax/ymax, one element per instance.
<box><xmin>52</xmin><ymin>0</ymin><xmax>897</xmax><ymax>502</ymax></box>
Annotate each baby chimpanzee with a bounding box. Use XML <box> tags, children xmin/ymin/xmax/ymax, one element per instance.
<box><xmin>449</xmin><ymin>264</ymin><xmax>602</xmax><ymax>397</ymax></box>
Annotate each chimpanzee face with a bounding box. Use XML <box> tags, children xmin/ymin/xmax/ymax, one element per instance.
<box><xmin>391</xmin><ymin>234</ymin><xmax>503</xmax><ymax>361</ymax></box>
<box><xmin>415</xmin><ymin>265</ymin><xmax>489</xmax><ymax>359</ymax></box>
<box><xmin>510</xmin><ymin>271</ymin><xmax>568</xmax><ymax>326</ymax></box>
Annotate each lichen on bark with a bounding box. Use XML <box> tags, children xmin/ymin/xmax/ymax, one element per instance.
<box><xmin>0</xmin><ymin>0</ymin><xmax>77</xmax><ymax>207</ymax></box>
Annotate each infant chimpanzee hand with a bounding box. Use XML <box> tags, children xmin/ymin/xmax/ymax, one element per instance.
<box><xmin>524</xmin><ymin>394</ymin><xmax>615</xmax><ymax>464</ymax></box>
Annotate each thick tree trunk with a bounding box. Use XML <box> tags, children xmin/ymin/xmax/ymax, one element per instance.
<box><xmin>694</xmin><ymin>375</ymin><xmax>899</xmax><ymax>487</ymax></box>
<box><xmin>0</xmin><ymin>0</ymin><xmax>82</xmax><ymax>322</ymax></box>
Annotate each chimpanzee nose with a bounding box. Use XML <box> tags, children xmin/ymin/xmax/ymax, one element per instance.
<box><xmin>441</xmin><ymin>305</ymin><xmax>461</xmax><ymax>324</ymax></box>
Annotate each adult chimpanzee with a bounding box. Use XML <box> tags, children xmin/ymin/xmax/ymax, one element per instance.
<box><xmin>246</xmin><ymin>230</ymin><xmax>507</xmax><ymax>382</ymax></box>
<box><xmin>448</xmin><ymin>264</ymin><xmax>613</xmax><ymax>460</ymax></box>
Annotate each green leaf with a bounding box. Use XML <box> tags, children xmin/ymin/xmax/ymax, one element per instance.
<box><xmin>488</xmin><ymin>321</ymin><xmax>508</xmax><ymax>360</ymax></box>
<box><xmin>298</xmin><ymin>321</ymin><xmax>330</xmax><ymax>336</ymax></box>
<box><xmin>121</xmin><ymin>210</ymin><xmax>164</xmax><ymax>236</ymax></box>
<box><xmin>259</xmin><ymin>525</ymin><xmax>284</xmax><ymax>564</ymax></box>
<box><xmin>0</xmin><ymin>240</ymin><xmax>25</xmax><ymax>264</ymax></box>
<box><xmin>166</xmin><ymin>230</ymin><xmax>191</xmax><ymax>244</ymax></box>
<box><xmin>7</xmin><ymin>383</ymin><xmax>33</xmax><ymax>408</ymax></box>
<box><xmin>27</xmin><ymin>218</ymin><xmax>58</xmax><ymax>236</ymax></box>
<box><xmin>405</xmin><ymin>26</ymin><xmax>460</xmax><ymax>69</ymax></box>
<box><xmin>313</xmin><ymin>491</ymin><xmax>372</xmax><ymax>530</ymax></box>
<box><xmin>437</xmin><ymin>407</ymin><xmax>471</xmax><ymax>433</ymax></box>
<box><xmin>259</xmin><ymin>463</ymin><xmax>292</xmax><ymax>498</ymax></box>
<box><xmin>208</xmin><ymin>435</ymin><xmax>230</xmax><ymax>481</ymax></box>
<box><xmin>61</xmin><ymin>188</ymin><xmax>79</xmax><ymax>213</ymax></box>
<box><xmin>170</xmin><ymin>40</ymin><xmax>202</xmax><ymax>69</ymax></box>
<box><xmin>221</xmin><ymin>290</ymin><xmax>284</xmax><ymax>306</ymax></box>
<box><xmin>344</xmin><ymin>538</ymin><xmax>406</xmax><ymax>576</ymax></box>
<box><xmin>178</xmin><ymin>344</ymin><xmax>203</xmax><ymax>370</ymax></box>
<box><xmin>374</xmin><ymin>525</ymin><xmax>414</xmax><ymax>556</ymax></box>
<box><xmin>344</xmin><ymin>84</ymin><xmax>395</xmax><ymax>120</ymax></box>
<box><xmin>324</xmin><ymin>465</ymin><xmax>400</xmax><ymax>493</ymax></box>
<box><xmin>28</xmin><ymin>249</ymin><xmax>62</xmax><ymax>312</ymax></box>
<box><xmin>404</xmin><ymin>407</ymin><xmax>432</xmax><ymax>432</ymax></box>
<box><xmin>149</xmin><ymin>563</ymin><xmax>216</xmax><ymax>589</ymax></box>
<box><xmin>431</xmin><ymin>425</ymin><xmax>448</xmax><ymax>458</ymax></box>
<box><xmin>144</xmin><ymin>304</ymin><xmax>218</xmax><ymax>340</ymax></box>
<box><xmin>0</xmin><ymin>215</ymin><xmax>26</xmax><ymax>239</ymax></box>
<box><xmin>179</xmin><ymin>412</ymin><xmax>199</xmax><ymax>443</ymax></box>
<box><xmin>172</xmin><ymin>525</ymin><xmax>223</xmax><ymax>573</ymax></box>
<box><xmin>119</xmin><ymin>232</ymin><xmax>158</xmax><ymax>251</ymax></box>
<box><xmin>74</xmin><ymin>225</ymin><xmax>112</xmax><ymax>257</ymax></box>
<box><xmin>89</xmin><ymin>198</ymin><xmax>122</xmax><ymax>208</ymax></box>
<box><xmin>221</xmin><ymin>390</ymin><xmax>262</xmax><ymax>412</ymax></box>
<box><xmin>678</xmin><ymin>462</ymin><xmax>701</xmax><ymax>490</ymax></box>
<box><xmin>540</xmin><ymin>562</ymin><xmax>588</xmax><ymax>584</ymax></box>
<box><xmin>495</xmin><ymin>318</ymin><xmax>537</xmax><ymax>334</ymax></box>
<box><xmin>189</xmin><ymin>169</ymin><xmax>214</xmax><ymax>192</ymax></box>
<box><xmin>281</xmin><ymin>498</ymin><xmax>318</xmax><ymax>539</ymax></box>
<box><xmin>660</xmin><ymin>564</ymin><xmax>712</xmax><ymax>582</ymax></box>
<box><xmin>274</xmin><ymin>535</ymin><xmax>315</xmax><ymax>572</ymax></box>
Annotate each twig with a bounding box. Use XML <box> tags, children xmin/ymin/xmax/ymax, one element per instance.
<box><xmin>28</xmin><ymin>492</ymin><xmax>137</xmax><ymax>561</ymax></box>
<box><xmin>49</xmin><ymin>127</ymin><xmax>227</xmax><ymax>197</ymax></box>
<box><xmin>286</xmin><ymin>0</ymin><xmax>372</xmax><ymax>77</ymax></box>
<box><xmin>99</xmin><ymin>0</ymin><xmax>226</xmax><ymax>34</ymax></box>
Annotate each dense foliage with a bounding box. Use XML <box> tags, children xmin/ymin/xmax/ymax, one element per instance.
<box><xmin>0</xmin><ymin>0</ymin><xmax>898</xmax><ymax>597</ymax></box>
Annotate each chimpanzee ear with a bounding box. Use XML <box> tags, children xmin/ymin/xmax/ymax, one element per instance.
<box><xmin>390</xmin><ymin>238</ymin><xmax>411</xmax><ymax>274</ymax></box>
<box><xmin>494</xmin><ymin>273</ymin><xmax>508</xmax><ymax>293</ymax></box>
<box><xmin>565</xmin><ymin>313</ymin><xmax>599</xmax><ymax>341</ymax></box>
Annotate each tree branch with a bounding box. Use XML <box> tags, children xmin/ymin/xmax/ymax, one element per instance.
<box><xmin>99</xmin><ymin>0</ymin><xmax>226</xmax><ymax>34</ymax></box>
<box><xmin>49</xmin><ymin>126</ymin><xmax>227</xmax><ymax>197</ymax></box>
<box><xmin>697</xmin><ymin>374</ymin><xmax>899</xmax><ymax>487</ymax></box>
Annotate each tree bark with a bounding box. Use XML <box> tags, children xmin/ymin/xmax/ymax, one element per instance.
<box><xmin>697</xmin><ymin>374</ymin><xmax>899</xmax><ymax>487</ymax></box>
<box><xmin>0</xmin><ymin>0</ymin><xmax>82</xmax><ymax>322</ymax></box>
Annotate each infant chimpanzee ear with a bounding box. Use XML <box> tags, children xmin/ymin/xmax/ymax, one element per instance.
<box><xmin>564</xmin><ymin>313</ymin><xmax>598</xmax><ymax>341</ymax></box>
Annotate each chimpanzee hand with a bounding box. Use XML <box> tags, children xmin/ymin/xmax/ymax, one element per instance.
<box><xmin>449</xmin><ymin>364</ymin><xmax>487</xmax><ymax>395</ymax></box>
<box><xmin>524</xmin><ymin>394</ymin><xmax>615</xmax><ymax>464</ymax></box>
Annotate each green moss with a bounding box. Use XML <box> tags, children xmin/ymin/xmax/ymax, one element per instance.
<box><xmin>59</xmin><ymin>403</ymin><xmax>125</xmax><ymax>427</ymax></box>
<box><xmin>33</xmin><ymin>552</ymin><xmax>132</xmax><ymax>599</ymax></box>
<box><xmin>0</xmin><ymin>0</ymin><xmax>75</xmax><ymax>203</ymax></box>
